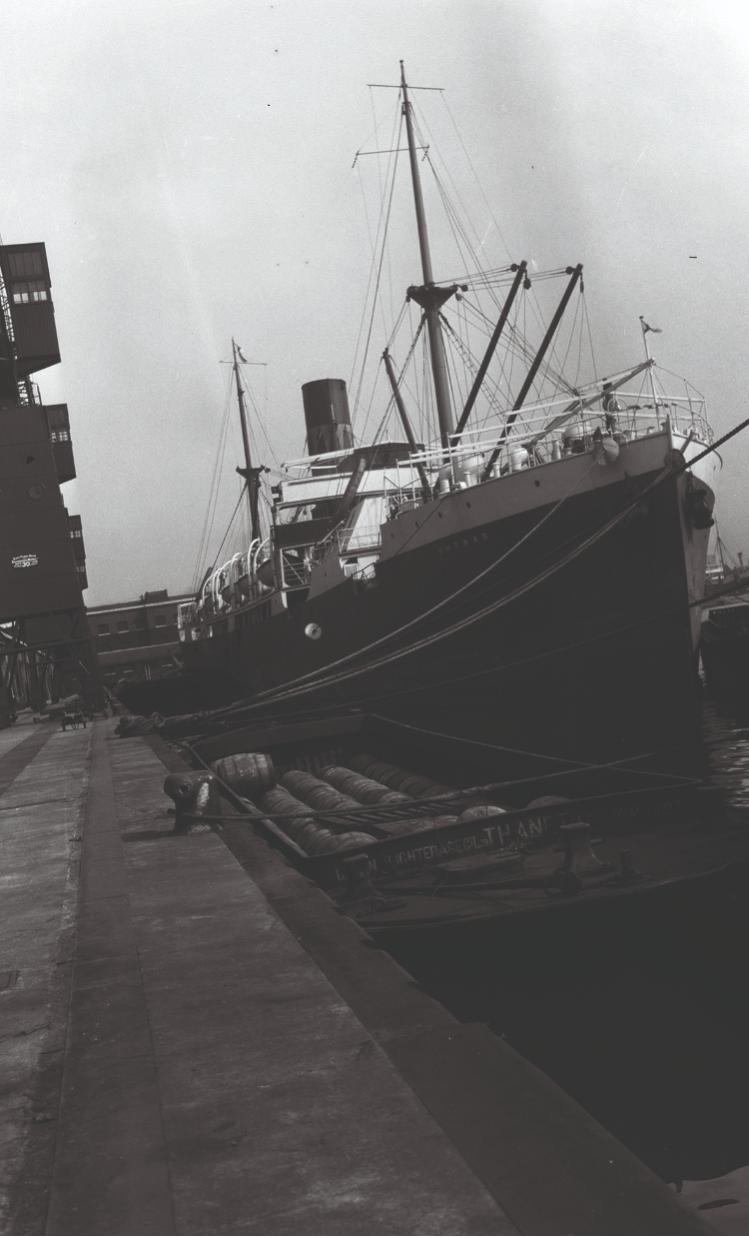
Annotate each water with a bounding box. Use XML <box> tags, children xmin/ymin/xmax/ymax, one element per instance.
<box><xmin>386</xmin><ymin>691</ymin><xmax>749</xmax><ymax>1232</ymax></box>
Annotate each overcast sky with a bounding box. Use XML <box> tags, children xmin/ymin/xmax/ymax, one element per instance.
<box><xmin>3</xmin><ymin>0</ymin><xmax>748</xmax><ymax>604</ymax></box>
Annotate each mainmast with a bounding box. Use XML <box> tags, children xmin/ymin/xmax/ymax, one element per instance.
<box><xmin>231</xmin><ymin>338</ymin><xmax>261</xmax><ymax>544</ymax></box>
<box><xmin>400</xmin><ymin>60</ymin><xmax>456</xmax><ymax>448</ymax></box>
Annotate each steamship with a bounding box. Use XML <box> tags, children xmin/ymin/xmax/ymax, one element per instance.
<box><xmin>155</xmin><ymin>66</ymin><xmax>720</xmax><ymax>760</ymax></box>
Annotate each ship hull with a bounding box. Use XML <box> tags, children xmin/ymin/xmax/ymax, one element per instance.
<box><xmin>700</xmin><ymin>604</ymin><xmax>749</xmax><ymax>695</ymax></box>
<box><xmin>173</xmin><ymin>430</ymin><xmax>717</xmax><ymax>761</ymax></box>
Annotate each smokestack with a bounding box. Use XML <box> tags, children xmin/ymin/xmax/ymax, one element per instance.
<box><xmin>302</xmin><ymin>378</ymin><xmax>354</xmax><ymax>455</ymax></box>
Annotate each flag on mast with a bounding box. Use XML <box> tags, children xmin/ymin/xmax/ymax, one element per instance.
<box><xmin>639</xmin><ymin>316</ymin><xmax>662</xmax><ymax>335</ymax></box>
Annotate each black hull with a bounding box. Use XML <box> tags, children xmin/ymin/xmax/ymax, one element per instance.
<box><xmin>701</xmin><ymin>619</ymin><xmax>749</xmax><ymax>698</ymax></box>
<box><xmin>158</xmin><ymin>438</ymin><xmax>713</xmax><ymax>760</ymax></box>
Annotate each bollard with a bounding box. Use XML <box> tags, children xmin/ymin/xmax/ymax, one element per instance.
<box><xmin>544</xmin><ymin>820</ymin><xmax>593</xmax><ymax>897</ymax></box>
<box><xmin>614</xmin><ymin>849</ymin><xmax>642</xmax><ymax>886</ymax></box>
<box><xmin>163</xmin><ymin>771</ymin><xmax>220</xmax><ymax>834</ymax></box>
<box><xmin>340</xmin><ymin>853</ymin><xmax>376</xmax><ymax>903</ymax></box>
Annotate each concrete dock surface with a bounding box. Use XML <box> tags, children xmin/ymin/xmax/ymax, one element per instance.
<box><xmin>0</xmin><ymin>716</ymin><xmax>706</xmax><ymax>1235</ymax></box>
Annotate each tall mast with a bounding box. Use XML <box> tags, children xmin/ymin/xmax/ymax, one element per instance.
<box><xmin>400</xmin><ymin>60</ymin><xmax>455</xmax><ymax>448</ymax></box>
<box><xmin>232</xmin><ymin>338</ymin><xmax>261</xmax><ymax>543</ymax></box>
<box><xmin>640</xmin><ymin>316</ymin><xmax>661</xmax><ymax>418</ymax></box>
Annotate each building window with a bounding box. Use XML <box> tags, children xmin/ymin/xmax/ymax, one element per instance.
<box><xmin>116</xmin><ymin>620</ymin><xmax>129</xmax><ymax>633</ymax></box>
<box><xmin>154</xmin><ymin>615</ymin><xmax>167</xmax><ymax>628</ymax></box>
<box><xmin>12</xmin><ymin>280</ymin><xmax>49</xmax><ymax>303</ymax></box>
<box><xmin>51</xmin><ymin>429</ymin><xmax>71</xmax><ymax>443</ymax></box>
<box><xmin>96</xmin><ymin>623</ymin><xmax>110</xmax><ymax>635</ymax></box>
<box><xmin>70</xmin><ymin>528</ymin><xmax>83</xmax><ymax>539</ymax></box>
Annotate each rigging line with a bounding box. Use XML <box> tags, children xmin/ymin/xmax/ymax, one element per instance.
<box><xmin>350</xmin><ymin>116</ymin><xmax>403</xmax><ymax>432</ymax></box>
<box><xmin>531</xmin><ymin>285</ymin><xmax>582</xmax><ymax>397</ymax></box>
<box><xmin>237</xmin><ymin>459</ymin><xmax>601</xmax><ymax>705</ymax></box>
<box><xmin>427</xmin><ymin>160</ymin><xmax>486</xmax><ymax>291</ymax></box>
<box><xmin>656</xmin><ymin>365</ymin><xmax>707</xmax><ymax>404</ymax></box>
<box><xmin>574</xmin><ymin>294</ymin><xmax>585</xmax><ymax>390</ymax></box>
<box><xmin>456</xmin><ymin>297</ymin><xmax>518</xmax><ymax>413</ymax></box>
<box><xmin>458</xmin><ymin>297</ymin><xmax>547</xmax><ymax>388</ymax></box>
<box><xmin>191</xmin><ymin>753</ymin><xmax>687</xmax><ymax>831</ymax></box>
<box><xmin>442</xmin><ymin>330</ymin><xmax>463</xmax><ymax>423</ymax></box>
<box><xmin>225</xmin><ymin>451</ymin><xmax>684</xmax><ymax>710</ymax></box>
<box><xmin>369</xmin><ymin>717</ymin><xmax>701</xmax><ymax>788</ymax></box>
<box><xmin>213</xmin><ymin>587</ymin><xmax>672</xmax><ymax>727</ymax></box>
<box><xmin>238</xmin><ymin>361</ymin><xmax>279</xmax><ymax>470</ymax></box>
<box><xmin>581</xmin><ymin>292</ymin><xmax>600</xmax><ymax>388</ymax></box>
<box><xmin>425</xmin><ymin>156</ymin><xmax>502</xmax><ymax>316</ymax></box>
<box><xmin>442</xmin><ymin>93</ymin><xmax>514</xmax><ymax>264</ymax></box>
<box><xmin>192</xmin><ymin>367</ymin><xmax>235</xmax><ymax>590</ymax></box>
<box><xmin>439</xmin><ymin>314</ymin><xmax>482</xmax><ymax>416</ymax></box>
<box><xmin>242</xmin><ymin>755</ymin><xmax>688</xmax><ymax>825</ymax></box>
<box><xmin>440</xmin><ymin>264</ymin><xmax>519</xmax><ymax>288</ymax></box>
<box><xmin>554</xmin><ymin>290</ymin><xmax>583</xmax><ymax>386</ymax></box>
<box><xmin>439</xmin><ymin>313</ymin><xmax>480</xmax><ymax>375</ymax></box>
<box><xmin>309</xmin><ymin>567</ymin><xmax>734</xmax><ymax>719</ymax></box>
<box><xmin>199</xmin><ymin>681</ymin><xmax>692</xmax><ymax>789</ymax></box>
<box><xmin>460</xmin><ymin>297</ymin><xmax>546</xmax><ymax>379</ymax></box>
<box><xmin>205</xmin><ymin>484</ymin><xmax>249</xmax><ymax>579</ymax></box>
<box><xmin>249</xmin><ymin>409</ymin><xmax>742</xmax><ymax>710</ymax></box>
<box><xmin>383</xmin><ymin>300</ymin><xmax>410</xmax><ymax>354</ymax></box>
<box><xmin>179</xmin><ymin>538</ymin><xmax>740</xmax><ymax>731</ymax></box>
<box><xmin>353</xmin><ymin>99</ymin><xmax>403</xmax><ymax>390</ymax></box>
<box><xmin>433</xmin><ymin>181</ymin><xmax>476</xmax><ymax>295</ymax></box>
<box><xmin>504</xmin><ymin>314</ymin><xmax>579</xmax><ymax>397</ymax></box>
<box><xmin>417</xmin><ymin>117</ymin><xmax>503</xmax><ymax>317</ymax></box>
<box><xmin>417</xmin><ymin>106</ymin><xmax>490</xmax><ymax>261</ymax></box>
<box><xmin>192</xmin><ymin>391</ymin><xmax>230</xmax><ymax>588</ymax></box>
<box><xmin>437</xmin><ymin>91</ymin><xmax>558</xmax><ymax>354</ymax></box>
<box><xmin>357</xmin><ymin>367</ymin><xmax>389</xmax><ymax>447</ymax></box>
<box><xmin>375</xmin><ymin>338</ymin><xmax>426</xmax><ymax>450</ymax></box>
<box><xmin>374</xmin><ymin>107</ymin><xmax>406</xmax><ymax>363</ymax></box>
<box><xmin>350</xmin><ymin>167</ymin><xmax>384</xmax><ymax>407</ymax></box>
<box><xmin>348</xmin><ymin>102</ymin><xmax>403</xmax><ymax>406</ymax></box>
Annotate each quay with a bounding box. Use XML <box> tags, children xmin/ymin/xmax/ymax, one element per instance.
<box><xmin>1</xmin><ymin>716</ymin><xmax>705</xmax><ymax>1235</ymax></box>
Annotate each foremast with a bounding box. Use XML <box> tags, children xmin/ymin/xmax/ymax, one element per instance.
<box><xmin>400</xmin><ymin>60</ymin><xmax>457</xmax><ymax>449</ymax></box>
<box><xmin>231</xmin><ymin>338</ymin><xmax>262</xmax><ymax>544</ymax></box>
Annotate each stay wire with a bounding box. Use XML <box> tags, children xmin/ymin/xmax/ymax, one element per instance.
<box><xmin>204</xmin><ymin>484</ymin><xmax>249</xmax><ymax>581</ymax></box>
<box><xmin>351</xmin><ymin>106</ymin><xmax>403</xmax><ymax>436</ymax></box>
<box><xmin>192</xmin><ymin>367</ymin><xmax>235</xmax><ymax>591</ymax></box>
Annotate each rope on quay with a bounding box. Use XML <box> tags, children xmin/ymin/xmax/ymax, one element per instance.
<box><xmin>378</xmin><ymin>716</ymin><xmax>703</xmax><ymax>787</ymax></box>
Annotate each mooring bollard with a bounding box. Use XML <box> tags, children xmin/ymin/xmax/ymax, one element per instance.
<box><xmin>163</xmin><ymin>771</ymin><xmax>220</xmax><ymax>834</ymax></box>
<box><xmin>545</xmin><ymin>820</ymin><xmax>594</xmax><ymax>897</ymax></box>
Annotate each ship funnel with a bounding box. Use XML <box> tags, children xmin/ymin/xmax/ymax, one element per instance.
<box><xmin>302</xmin><ymin>378</ymin><xmax>354</xmax><ymax>455</ymax></box>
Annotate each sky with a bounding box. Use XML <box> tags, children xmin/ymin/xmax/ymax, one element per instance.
<box><xmin>3</xmin><ymin>0</ymin><xmax>748</xmax><ymax>604</ymax></box>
